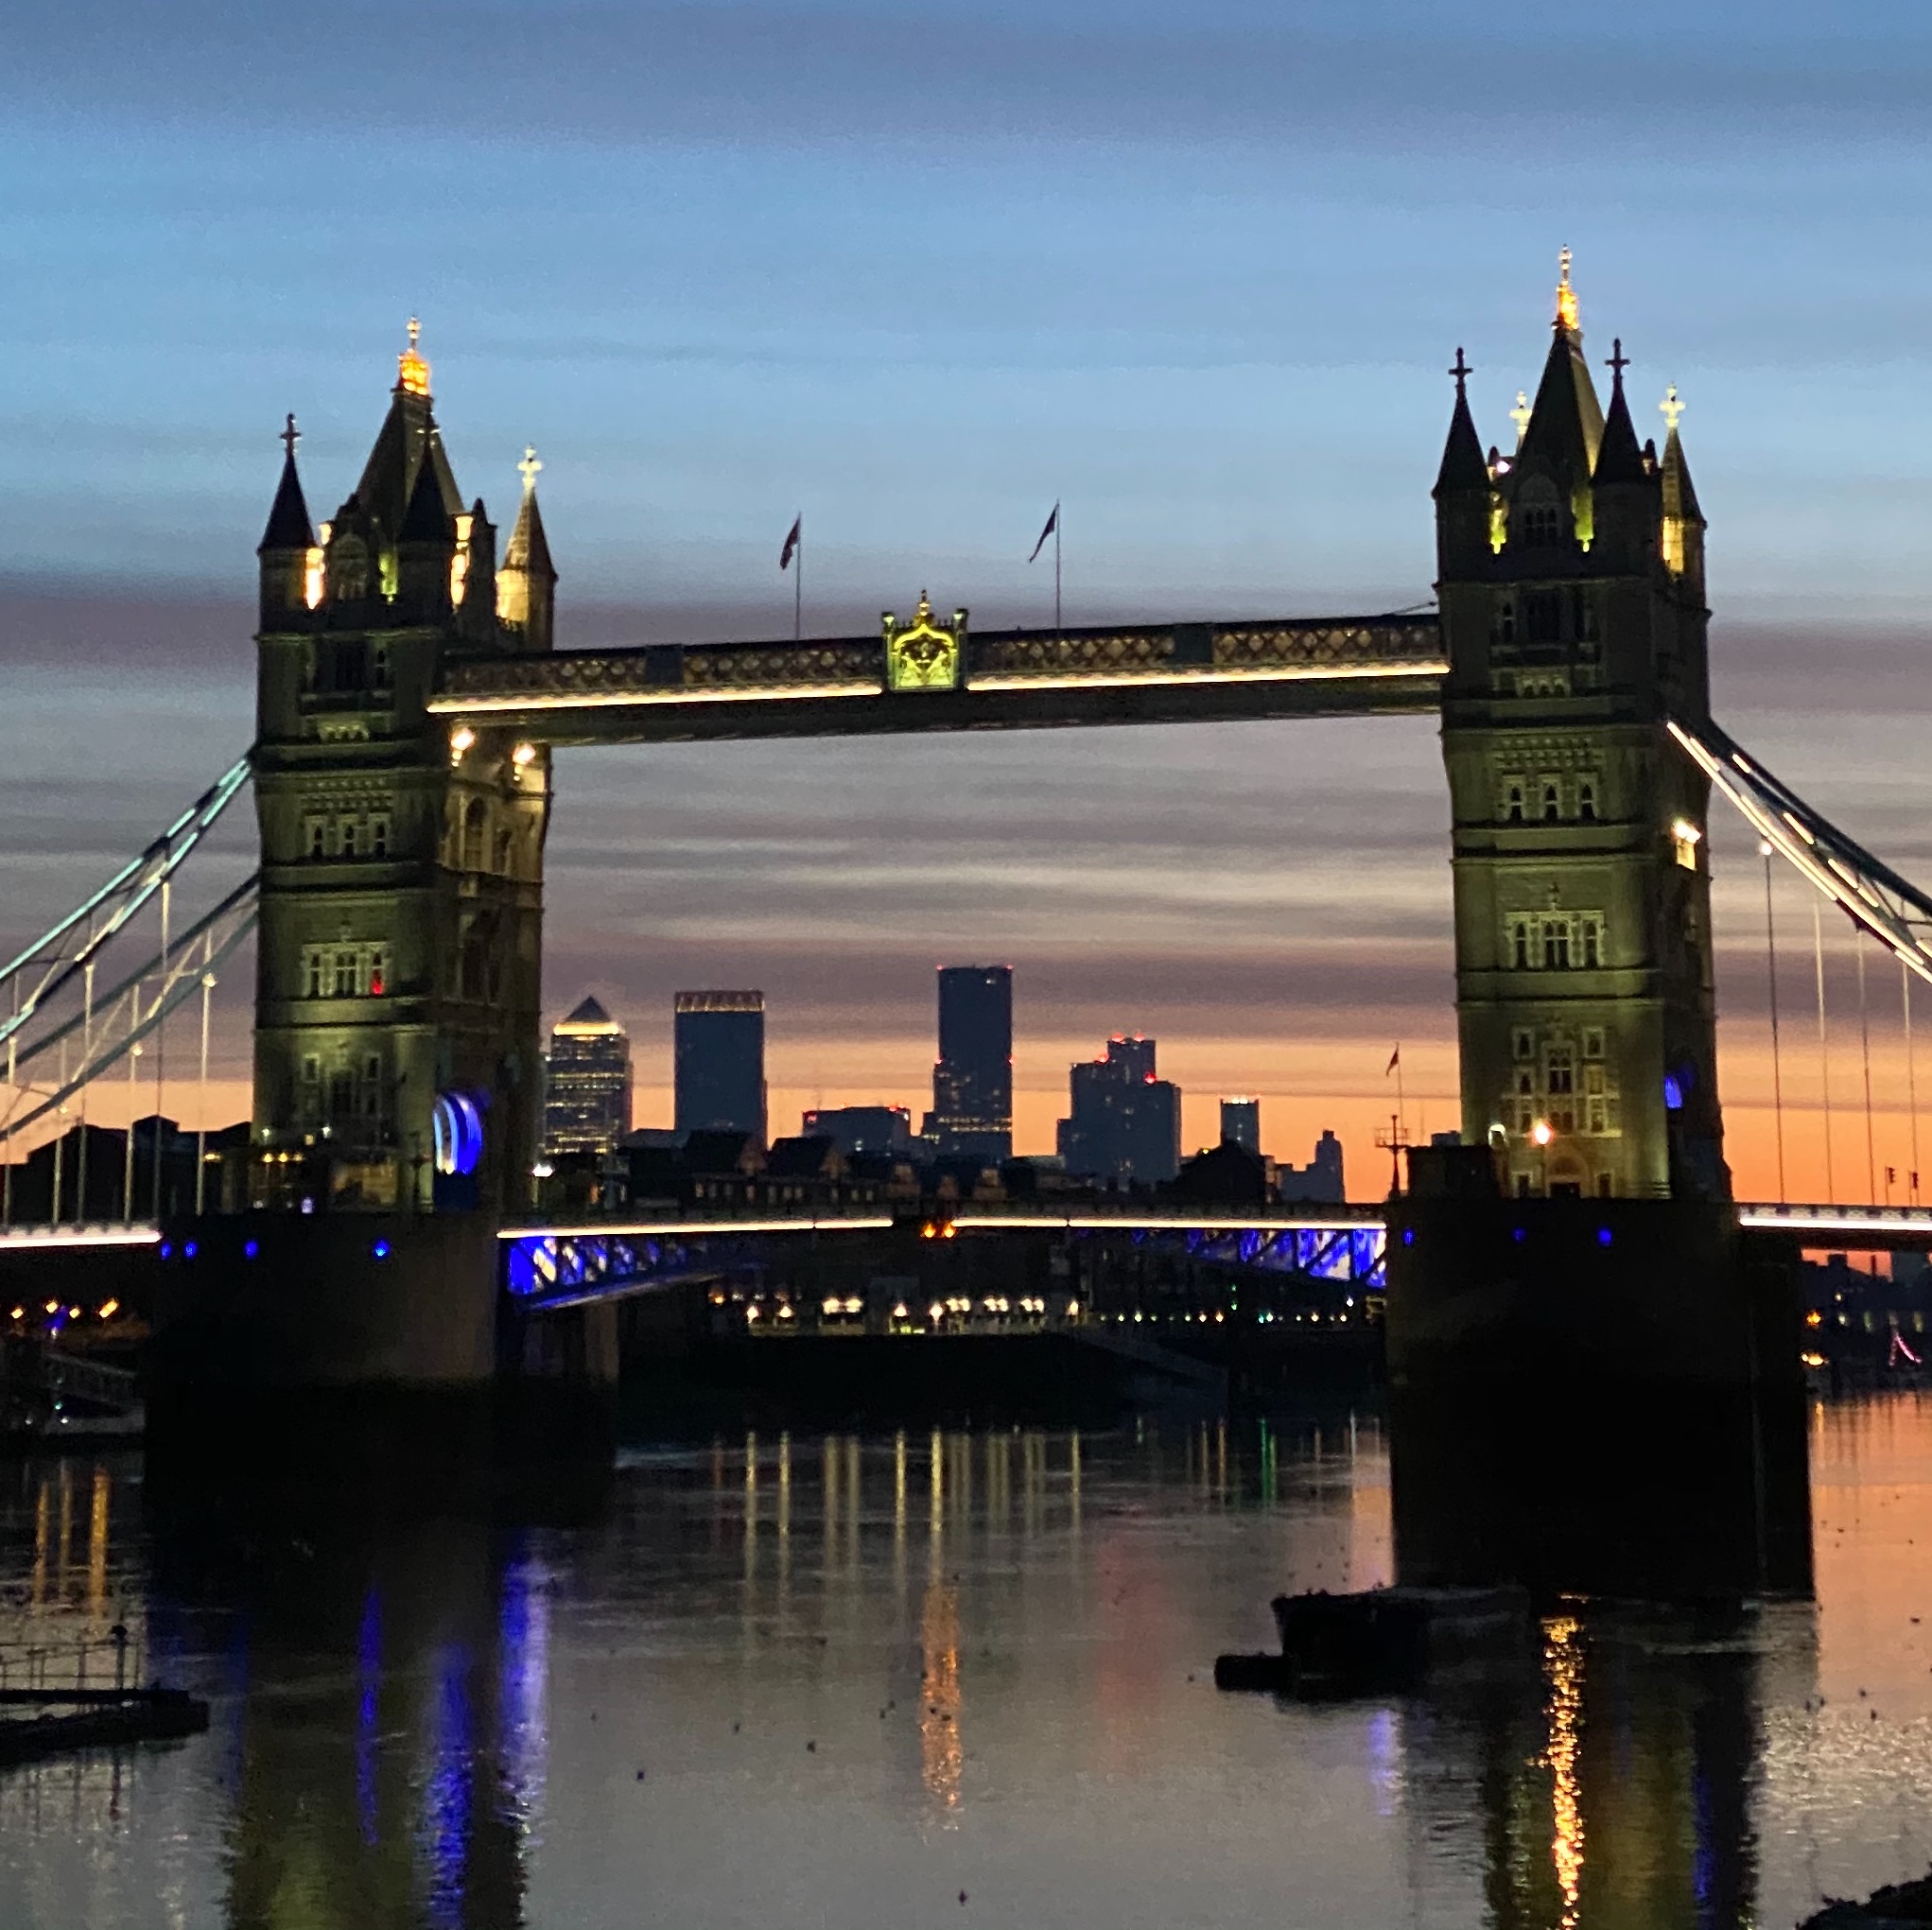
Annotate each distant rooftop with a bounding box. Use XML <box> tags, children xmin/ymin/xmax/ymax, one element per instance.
<box><xmin>554</xmin><ymin>995</ymin><xmax>622</xmax><ymax>1035</ymax></box>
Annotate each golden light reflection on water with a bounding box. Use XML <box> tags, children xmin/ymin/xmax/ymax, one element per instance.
<box><xmin>1540</xmin><ymin>1613</ymin><xmax>1587</xmax><ymax>1930</ymax></box>
<box><xmin>919</xmin><ymin>1578</ymin><xmax>964</xmax><ymax>1817</ymax></box>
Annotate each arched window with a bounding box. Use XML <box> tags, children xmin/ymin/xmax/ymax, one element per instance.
<box><xmin>1577</xmin><ymin>780</ymin><xmax>1597</xmax><ymax>822</ymax></box>
<box><xmin>1514</xmin><ymin>479</ymin><xmax>1563</xmax><ymax>548</ymax></box>
<box><xmin>461</xmin><ymin>799</ymin><xmax>488</xmax><ymax>871</ymax></box>
<box><xmin>1541</xmin><ymin>782</ymin><xmax>1561</xmax><ymax>822</ymax></box>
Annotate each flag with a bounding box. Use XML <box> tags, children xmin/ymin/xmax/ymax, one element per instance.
<box><xmin>1385</xmin><ymin>1045</ymin><xmax>1401</xmax><ymax>1076</ymax></box>
<box><xmin>1028</xmin><ymin>502</ymin><xmax>1059</xmax><ymax>564</ymax></box>
<box><xmin>779</xmin><ymin>515</ymin><xmax>802</xmax><ymax>570</ymax></box>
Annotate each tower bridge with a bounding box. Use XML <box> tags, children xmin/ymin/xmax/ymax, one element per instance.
<box><xmin>0</xmin><ymin>263</ymin><xmax>1918</xmax><ymax>1591</ymax></box>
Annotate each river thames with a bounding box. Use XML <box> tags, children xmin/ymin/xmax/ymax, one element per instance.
<box><xmin>3</xmin><ymin>1394</ymin><xmax>1932</xmax><ymax>1927</ymax></box>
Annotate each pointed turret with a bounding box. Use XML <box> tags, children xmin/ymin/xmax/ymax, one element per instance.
<box><xmin>1592</xmin><ymin>341</ymin><xmax>1646</xmax><ymax>485</ymax></box>
<box><xmin>1590</xmin><ymin>340</ymin><xmax>1660</xmax><ymax>569</ymax></box>
<box><xmin>498</xmin><ymin>446</ymin><xmax>556</xmax><ymax>652</ymax></box>
<box><xmin>353</xmin><ymin>319</ymin><xmax>463</xmax><ymax>545</ymax></box>
<box><xmin>395</xmin><ymin>440</ymin><xmax>456</xmax><ymax>617</ymax></box>
<box><xmin>1434</xmin><ymin>348</ymin><xmax>1493</xmax><ymax>576</ymax></box>
<box><xmin>1659</xmin><ymin>387</ymin><xmax>1705</xmax><ymax>590</ymax></box>
<box><xmin>258</xmin><ymin>415</ymin><xmax>316</xmax><ymax>624</ymax></box>
<box><xmin>457</xmin><ymin>496</ymin><xmax>499</xmax><ymax>642</ymax></box>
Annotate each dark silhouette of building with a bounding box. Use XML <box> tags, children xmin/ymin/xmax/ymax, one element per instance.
<box><xmin>1277</xmin><ymin>1129</ymin><xmax>1346</xmax><ymax>1203</ymax></box>
<box><xmin>1055</xmin><ymin>1035</ymin><xmax>1180</xmax><ymax>1187</ymax></box>
<box><xmin>802</xmin><ymin>1104</ymin><xmax>913</xmax><ymax>1156</ymax></box>
<box><xmin>1172</xmin><ymin>1139</ymin><xmax>1268</xmax><ymax>1208</ymax></box>
<box><xmin>674</xmin><ymin>991</ymin><xmax>766</xmax><ymax>1146</ymax></box>
<box><xmin>928</xmin><ymin>966</ymin><xmax>1012</xmax><ymax>1161</ymax></box>
<box><xmin>541</xmin><ymin>995</ymin><xmax>632</xmax><ymax>1156</ymax></box>
<box><xmin>1219</xmin><ymin>1096</ymin><xmax>1261</xmax><ymax>1153</ymax></box>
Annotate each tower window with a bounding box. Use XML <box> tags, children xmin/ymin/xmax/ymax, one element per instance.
<box><xmin>1541</xmin><ymin>782</ymin><xmax>1561</xmax><ymax>822</ymax></box>
<box><xmin>1542</xmin><ymin>918</ymin><xmax>1573</xmax><ymax>969</ymax></box>
<box><xmin>1520</xmin><ymin>502</ymin><xmax>1562</xmax><ymax>546</ymax></box>
<box><xmin>305</xmin><ymin>818</ymin><xmax>327</xmax><ymax>859</ymax></box>
<box><xmin>1583</xmin><ymin>1029</ymin><xmax>1605</xmax><ymax>1060</ymax></box>
<box><xmin>1508</xmin><ymin>917</ymin><xmax>1532</xmax><ymax>969</ymax></box>
<box><xmin>1492</xmin><ymin>600</ymin><xmax>1517</xmax><ymax>645</ymax></box>
<box><xmin>301</xmin><ymin>1054</ymin><xmax>321</xmax><ymax>1086</ymax></box>
<box><xmin>340</xmin><ymin>822</ymin><xmax>357</xmax><ymax>859</ymax></box>
<box><xmin>332</xmin><ymin>639</ymin><xmax>369</xmax><ymax>692</ymax></box>
<box><xmin>1547</xmin><ymin>1049</ymin><xmax>1575</xmax><ymax>1096</ymax></box>
<box><xmin>1513</xmin><ymin>1028</ymin><xmax>1536</xmax><ymax>1061</ymax></box>
<box><xmin>1525</xmin><ymin>591</ymin><xmax>1563</xmax><ymax>644</ymax></box>
<box><xmin>1505</xmin><ymin>781</ymin><xmax>1525</xmax><ymax>823</ymax></box>
<box><xmin>303</xmin><ymin>951</ymin><xmax>323</xmax><ymax>999</ymax></box>
<box><xmin>372</xmin><ymin>642</ymin><xmax>392</xmax><ymax>691</ymax></box>
<box><xmin>371</xmin><ymin>817</ymin><xmax>390</xmax><ymax>858</ymax></box>
<box><xmin>333</xmin><ymin>950</ymin><xmax>358</xmax><ymax>998</ymax></box>
<box><xmin>1578</xmin><ymin>780</ymin><xmax>1597</xmax><ymax>822</ymax></box>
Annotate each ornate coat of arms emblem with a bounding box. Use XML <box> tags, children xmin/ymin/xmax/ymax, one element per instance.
<box><xmin>883</xmin><ymin>592</ymin><xmax>967</xmax><ymax>692</ymax></box>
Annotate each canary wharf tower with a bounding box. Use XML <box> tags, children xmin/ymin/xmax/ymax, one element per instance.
<box><xmin>251</xmin><ymin>325</ymin><xmax>554</xmax><ymax>1213</ymax></box>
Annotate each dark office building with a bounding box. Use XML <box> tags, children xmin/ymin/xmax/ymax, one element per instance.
<box><xmin>930</xmin><ymin>965</ymin><xmax>1012</xmax><ymax>1162</ymax></box>
<box><xmin>1220</xmin><ymin>1096</ymin><xmax>1261</xmax><ymax>1154</ymax></box>
<box><xmin>1056</xmin><ymin>1035</ymin><xmax>1181</xmax><ymax>1187</ymax></box>
<box><xmin>674</xmin><ymin>990</ymin><xmax>767</xmax><ymax>1146</ymax></box>
<box><xmin>801</xmin><ymin>1104</ymin><xmax>914</xmax><ymax>1156</ymax></box>
<box><xmin>1278</xmin><ymin>1129</ymin><xmax>1346</xmax><ymax>1204</ymax></box>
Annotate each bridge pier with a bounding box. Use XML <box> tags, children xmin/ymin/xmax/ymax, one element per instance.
<box><xmin>1384</xmin><ymin>1190</ymin><xmax>1812</xmax><ymax>1600</ymax></box>
<box><xmin>146</xmin><ymin>1212</ymin><xmax>615</xmax><ymax>1465</ymax></box>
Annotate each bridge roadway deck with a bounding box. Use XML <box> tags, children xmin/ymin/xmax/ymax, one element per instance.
<box><xmin>426</xmin><ymin>615</ymin><xmax>1447</xmax><ymax>744</ymax></box>
<box><xmin>0</xmin><ymin>1203</ymin><xmax>1923</xmax><ymax>1255</ymax></box>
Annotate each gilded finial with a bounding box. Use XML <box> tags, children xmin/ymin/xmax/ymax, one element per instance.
<box><xmin>280</xmin><ymin>412</ymin><xmax>300</xmax><ymax>459</ymax></box>
<box><xmin>1509</xmin><ymin>390</ymin><xmax>1532</xmax><ymax>443</ymax></box>
<box><xmin>397</xmin><ymin>316</ymin><xmax>431</xmax><ymax>397</ymax></box>
<box><xmin>1660</xmin><ymin>385</ymin><xmax>1684</xmax><ymax>435</ymax></box>
<box><xmin>518</xmin><ymin>445</ymin><xmax>543</xmax><ymax>496</ymax></box>
<box><xmin>1555</xmin><ymin>246</ymin><xmax>1579</xmax><ymax>333</ymax></box>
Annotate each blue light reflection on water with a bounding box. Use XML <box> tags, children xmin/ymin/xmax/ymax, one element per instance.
<box><xmin>420</xmin><ymin>1643</ymin><xmax>475</xmax><ymax>1930</ymax></box>
<box><xmin>11</xmin><ymin>1401</ymin><xmax>1932</xmax><ymax>1927</ymax></box>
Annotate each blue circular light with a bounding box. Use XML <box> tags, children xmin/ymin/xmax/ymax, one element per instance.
<box><xmin>1597</xmin><ymin>1227</ymin><xmax>1613</xmax><ymax>1247</ymax></box>
<box><xmin>159</xmin><ymin>1242</ymin><xmax>173</xmax><ymax>1261</ymax></box>
<box><xmin>183</xmin><ymin>1241</ymin><xmax>198</xmax><ymax>1261</ymax></box>
<box><xmin>1512</xmin><ymin>1226</ymin><xmax>1527</xmax><ymax>1243</ymax></box>
<box><xmin>243</xmin><ymin>1239</ymin><xmax>259</xmax><ymax>1261</ymax></box>
<box><xmin>1402</xmin><ymin>1228</ymin><xmax>1416</xmax><ymax>1247</ymax></box>
<box><xmin>372</xmin><ymin>1239</ymin><xmax>391</xmax><ymax>1261</ymax></box>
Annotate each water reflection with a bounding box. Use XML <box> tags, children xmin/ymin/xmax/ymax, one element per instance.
<box><xmin>6</xmin><ymin>1403</ymin><xmax>1932</xmax><ymax>1927</ymax></box>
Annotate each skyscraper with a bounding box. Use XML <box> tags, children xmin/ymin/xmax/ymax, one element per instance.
<box><xmin>541</xmin><ymin>996</ymin><xmax>633</xmax><ymax>1156</ymax></box>
<box><xmin>930</xmin><ymin>965</ymin><xmax>1012</xmax><ymax>1161</ymax></box>
<box><xmin>1056</xmin><ymin>1035</ymin><xmax>1181</xmax><ymax>1186</ymax></box>
<box><xmin>674</xmin><ymin>991</ymin><xmax>767</xmax><ymax>1145</ymax></box>
<box><xmin>1220</xmin><ymin>1096</ymin><xmax>1261</xmax><ymax>1154</ymax></box>
<box><xmin>801</xmin><ymin>1104</ymin><xmax>914</xmax><ymax>1156</ymax></box>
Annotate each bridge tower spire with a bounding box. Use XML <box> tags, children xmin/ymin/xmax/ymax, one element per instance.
<box><xmin>249</xmin><ymin>334</ymin><xmax>553</xmax><ymax>1215</ymax></box>
<box><xmin>1434</xmin><ymin>267</ymin><xmax>1728</xmax><ymax>1200</ymax></box>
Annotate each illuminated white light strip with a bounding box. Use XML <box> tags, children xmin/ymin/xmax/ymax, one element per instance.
<box><xmin>968</xmin><ymin>662</ymin><xmax>1447</xmax><ymax>694</ymax></box>
<box><xmin>500</xmin><ymin>1216</ymin><xmax>896</xmax><ymax>1242</ymax></box>
<box><xmin>1739</xmin><ymin>1206</ymin><xmax>1932</xmax><ymax>1234</ymax></box>
<box><xmin>430</xmin><ymin>683</ymin><xmax>878</xmax><ymax>716</ymax></box>
<box><xmin>431</xmin><ymin>658</ymin><xmax>1450</xmax><ymax>717</ymax></box>
<box><xmin>952</xmin><ymin>1212</ymin><xmax>1385</xmax><ymax>1234</ymax></box>
<box><xmin>0</xmin><ymin>1225</ymin><xmax>164</xmax><ymax>1251</ymax></box>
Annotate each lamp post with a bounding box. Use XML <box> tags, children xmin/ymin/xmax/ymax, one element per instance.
<box><xmin>1532</xmin><ymin>1117</ymin><xmax>1554</xmax><ymax>1196</ymax></box>
<box><xmin>1762</xmin><ymin>842</ymin><xmax>1787</xmax><ymax>1200</ymax></box>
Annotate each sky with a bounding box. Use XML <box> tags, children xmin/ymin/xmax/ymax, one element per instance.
<box><xmin>5</xmin><ymin>0</ymin><xmax>1932</xmax><ymax>1195</ymax></box>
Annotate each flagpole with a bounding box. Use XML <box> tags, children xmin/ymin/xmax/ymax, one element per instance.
<box><xmin>1054</xmin><ymin>501</ymin><xmax>1062</xmax><ymax>636</ymax></box>
<box><xmin>1396</xmin><ymin>1046</ymin><xmax>1406</xmax><ymax>1146</ymax></box>
<box><xmin>794</xmin><ymin>513</ymin><xmax>802</xmax><ymax>642</ymax></box>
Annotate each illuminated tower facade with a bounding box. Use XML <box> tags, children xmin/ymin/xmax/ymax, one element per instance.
<box><xmin>251</xmin><ymin>325</ymin><xmax>555</xmax><ymax>1212</ymax></box>
<box><xmin>1433</xmin><ymin>258</ymin><xmax>1727</xmax><ymax>1200</ymax></box>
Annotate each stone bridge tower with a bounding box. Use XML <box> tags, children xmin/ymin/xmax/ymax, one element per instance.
<box><xmin>1433</xmin><ymin>261</ymin><xmax>1728</xmax><ymax>1200</ymax></box>
<box><xmin>251</xmin><ymin>326</ymin><xmax>554</xmax><ymax>1214</ymax></box>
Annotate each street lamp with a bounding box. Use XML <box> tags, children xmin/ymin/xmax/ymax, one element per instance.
<box><xmin>1531</xmin><ymin>1118</ymin><xmax>1553</xmax><ymax>1196</ymax></box>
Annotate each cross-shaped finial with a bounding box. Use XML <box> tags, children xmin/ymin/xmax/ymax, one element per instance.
<box><xmin>1558</xmin><ymin>245</ymin><xmax>1572</xmax><ymax>287</ymax></box>
<box><xmin>1449</xmin><ymin>346</ymin><xmax>1472</xmax><ymax>396</ymax></box>
<box><xmin>1509</xmin><ymin>390</ymin><xmax>1532</xmax><ymax>441</ymax></box>
<box><xmin>1660</xmin><ymin>384</ymin><xmax>1685</xmax><ymax>434</ymax></box>
<box><xmin>1605</xmin><ymin>338</ymin><xmax>1629</xmax><ymax>384</ymax></box>
<box><xmin>280</xmin><ymin>412</ymin><xmax>300</xmax><ymax>459</ymax></box>
<box><xmin>518</xmin><ymin>444</ymin><xmax>542</xmax><ymax>496</ymax></box>
<box><xmin>408</xmin><ymin>316</ymin><xmax>421</xmax><ymax>349</ymax></box>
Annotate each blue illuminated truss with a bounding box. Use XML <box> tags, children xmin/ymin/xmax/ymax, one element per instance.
<box><xmin>1123</xmin><ymin>1221</ymin><xmax>1385</xmax><ymax>1288</ymax></box>
<box><xmin>504</xmin><ymin>1231</ymin><xmax>726</xmax><ymax>1309</ymax></box>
